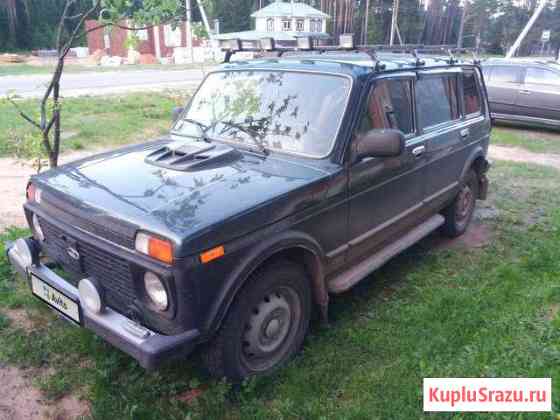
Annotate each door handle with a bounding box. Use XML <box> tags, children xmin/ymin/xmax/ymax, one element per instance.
<box><xmin>412</xmin><ymin>145</ymin><xmax>425</xmax><ymax>157</ymax></box>
<box><xmin>519</xmin><ymin>89</ymin><xmax>531</xmax><ymax>95</ymax></box>
<box><xmin>460</xmin><ymin>128</ymin><xmax>470</xmax><ymax>138</ymax></box>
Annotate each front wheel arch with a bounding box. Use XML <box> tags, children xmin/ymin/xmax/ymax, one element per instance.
<box><xmin>205</xmin><ymin>231</ymin><xmax>327</xmax><ymax>337</ymax></box>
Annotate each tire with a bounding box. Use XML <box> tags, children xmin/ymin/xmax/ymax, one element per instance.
<box><xmin>441</xmin><ymin>169</ymin><xmax>479</xmax><ymax>238</ymax></box>
<box><xmin>202</xmin><ymin>260</ymin><xmax>312</xmax><ymax>381</ymax></box>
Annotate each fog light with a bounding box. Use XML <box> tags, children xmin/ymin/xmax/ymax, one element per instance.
<box><xmin>13</xmin><ymin>238</ymin><xmax>34</xmax><ymax>267</ymax></box>
<box><xmin>79</xmin><ymin>278</ymin><xmax>104</xmax><ymax>314</ymax></box>
<box><xmin>144</xmin><ymin>272</ymin><xmax>168</xmax><ymax>311</ymax></box>
<box><xmin>32</xmin><ymin>214</ymin><xmax>44</xmax><ymax>241</ymax></box>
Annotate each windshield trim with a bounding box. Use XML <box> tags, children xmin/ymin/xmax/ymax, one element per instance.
<box><xmin>181</xmin><ymin>68</ymin><xmax>354</xmax><ymax>160</ymax></box>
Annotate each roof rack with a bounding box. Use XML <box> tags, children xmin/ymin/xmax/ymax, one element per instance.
<box><xmin>218</xmin><ymin>35</ymin><xmax>482</xmax><ymax>67</ymax></box>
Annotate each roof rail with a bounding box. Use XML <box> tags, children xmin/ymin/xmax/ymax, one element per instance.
<box><xmin>218</xmin><ymin>35</ymin><xmax>482</xmax><ymax>67</ymax></box>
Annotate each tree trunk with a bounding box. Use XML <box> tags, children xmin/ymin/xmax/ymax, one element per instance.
<box><xmin>457</xmin><ymin>1</ymin><xmax>468</xmax><ymax>48</ymax></box>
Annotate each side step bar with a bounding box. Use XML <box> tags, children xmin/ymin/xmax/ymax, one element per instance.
<box><xmin>328</xmin><ymin>214</ymin><xmax>445</xmax><ymax>294</ymax></box>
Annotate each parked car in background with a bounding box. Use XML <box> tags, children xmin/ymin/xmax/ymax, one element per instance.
<box><xmin>7</xmin><ymin>45</ymin><xmax>491</xmax><ymax>381</ymax></box>
<box><xmin>482</xmin><ymin>60</ymin><xmax>560</xmax><ymax>129</ymax></box>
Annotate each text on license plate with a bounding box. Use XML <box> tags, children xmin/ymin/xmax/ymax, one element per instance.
<box><xmin>31</xmin><ymin>275</ymin><xmax>81</xmax><ymax>323</ymax></box>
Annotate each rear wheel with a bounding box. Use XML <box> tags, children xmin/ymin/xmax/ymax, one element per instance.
<box><xmin>202</xmin><ymin>260</ymin><xmax>311</xmax><ymax>381</ymax></box>
<box><xmin>441</xmin><ymin>169</ymin><xmax>479</xmax><ymax>238</ymax></box>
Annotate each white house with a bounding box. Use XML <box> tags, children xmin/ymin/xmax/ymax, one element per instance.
<box><xmin>253</xmin><ymin>1</ymin><xmax>329</xmax><ymax>34</ymax></box>
<box><xmin>215</xmin><ymin>0</ymin><xmax>330</xmax><ymax>42</ymax></box>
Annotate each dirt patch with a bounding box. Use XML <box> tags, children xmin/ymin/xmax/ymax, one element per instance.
<box><xmin>489</xmin><ymin>145</ymin><xmax>560</xmax><ymax>170</ymax></box>
<box><xmin>433</xmin><ymin>221</ymin><xmax>494</xmax><ymax>251</ymax></box>
<box><xmin>0</xmin><ymin>366</ymin><xmax>88</xmax><ymax>420</ymax></box>
<box><xmin>547</xmin><ymin>303</ymin><xmax>560</xmax><ymax>321</ymax></box>
<box><xmin>3</xmin><ymin>308</ymin><xmax>34</xmax><ymax>331</ymax></box>
<box><xmin>0</xmin><ymin>149</ymin><xmax>108</xmax><ymax>232</ymax></box>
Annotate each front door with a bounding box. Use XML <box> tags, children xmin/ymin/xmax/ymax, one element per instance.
<box><xmin>347</xmin><ymin>74</ymin><xmax>427</xmax><ymax>263</ymax></box>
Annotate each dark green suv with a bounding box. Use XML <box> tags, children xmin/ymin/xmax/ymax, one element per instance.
<box><xmin>7</xmin><ymin>42</ymin><xmax>491</xmax><ymax>381</ymax></box>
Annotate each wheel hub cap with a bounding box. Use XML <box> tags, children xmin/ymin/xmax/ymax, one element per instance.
<box><xmin>457</xmin><ymin>185</ymin><xmax>473</xmax><ymax>220</ymax></box>
<box><xmin>243</xmin><ymin>292</ymin><xmax>292</xmax><ymax>358</ymax></box>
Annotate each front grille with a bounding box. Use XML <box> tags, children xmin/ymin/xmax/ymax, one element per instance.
<box><xmin>41</xmin><ymin>192</ymin><xmax>136</xmax><ymax>249</ymax></box>
<box><xmin>39</xmin><ymin>217</ymin><xmax>137</xmax><ymax>311</ymax></box>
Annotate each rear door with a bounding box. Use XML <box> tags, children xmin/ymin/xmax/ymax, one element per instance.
<box><xmin>415</xmin><ymin>70</ymin><xmax>464</xmax><ymax>211</ymax></box>
<box><xmin>517</xmin><ymin>66</ymin><xmax>560</xmax><ymax>124</ymax></box>
<box><xmin>347</xmin><ymin>73</ymin><xmax>427</xmax><ymax>263</ymax></box>
<box><xmin>484</xmin><ymin>65</ymin><xmax>524</xmax><ymax>118</ymax></box>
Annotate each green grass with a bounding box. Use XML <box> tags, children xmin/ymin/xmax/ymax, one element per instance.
<box><xmin>0</xmin><ymin>161</ymin><xmax>559</xmax><ymax>419</ymax></box>
<box><xmin>0</xmin><ymin>63</ymin><xmax>213</xmax><ymax>77</ymax></box>
<box><xmin>0</xmin><ymin>91</ymin><xmax>191</xmax><ymax>157</ymax></box>
<box><xmin>492</xmin><ymin>126</ymin><xmax>560</xmax><ymax>154</ymax></box>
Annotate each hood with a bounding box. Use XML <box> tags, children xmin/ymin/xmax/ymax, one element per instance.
<box><xmin>34</xmin><ymin>136</ymin><xmax>331</xmax><ymax>256</ymax></box>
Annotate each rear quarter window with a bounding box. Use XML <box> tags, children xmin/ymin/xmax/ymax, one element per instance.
<box><xmin>462</xmin><ymin>70</ymin><xmax>482</xmax><ymax>117</ymax></box>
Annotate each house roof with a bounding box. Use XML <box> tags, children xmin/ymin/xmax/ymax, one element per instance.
<box><xmin>214</xmin><ymin>30</ymin><xmax>330</xmax><ymax>41</ymax></box>
<box><xmin>251</xmin><ymin>1</ymin><xmax>330</xmax><ymax>19</ymax></box>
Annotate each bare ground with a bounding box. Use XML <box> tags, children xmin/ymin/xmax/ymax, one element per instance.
<box><xmin>0</xmin><ymin>366</ymin><xmax>88</xmax><ymax>420</ymax></box>
<box><xmin>488</xmin><ymin>144</ymin><xmax>560</xmax><ymax>170</ymax></box>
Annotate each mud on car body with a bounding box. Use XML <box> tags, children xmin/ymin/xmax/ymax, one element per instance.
<box><xmin>7</xmin><ymin>40</ymin><xmax>491</xmax><ymax>381</ymax></box>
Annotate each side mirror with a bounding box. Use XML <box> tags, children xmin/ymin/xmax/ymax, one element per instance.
<box><xmin>172</xmin><ymin>106</ymin><xmax>184</xmax><ymax>122</ymax></box>
<box><xmin>354</xmin><ymin>129</ymin><xmax>405</xmax><ymax>160</ymax></box>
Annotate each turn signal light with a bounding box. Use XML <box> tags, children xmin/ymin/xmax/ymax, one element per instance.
<box><xmin>200</xmin><ymin>245</ymin><xmax>224</xmax><ymax>264</ymax></box>
<box><xmin>135</xmin><ymin>232</ymin><xmax>174</xmax><ymax>264</ymax></box>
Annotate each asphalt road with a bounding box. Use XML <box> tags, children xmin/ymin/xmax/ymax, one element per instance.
<box><xmin>0</xmin><ymin>68</ymin><xmax>210</xmax><ymax>98</ymax></box>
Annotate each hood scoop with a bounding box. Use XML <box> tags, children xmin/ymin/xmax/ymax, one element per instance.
<box><xmin>145</xmin><ymin>140</ymin><xmax>241</xmax><ymax>171</ymax></box>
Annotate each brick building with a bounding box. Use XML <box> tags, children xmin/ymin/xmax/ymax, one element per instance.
<box><xmin>85</xmin><ymin>21</ymin><xmax>202</xmax><ymax>60</ymax></box>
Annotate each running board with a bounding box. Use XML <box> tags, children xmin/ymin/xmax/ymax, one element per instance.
<box><xmin>328</xmin><ymin>214</ymin><xmax>445</xmax><ymax>294</ymax></box>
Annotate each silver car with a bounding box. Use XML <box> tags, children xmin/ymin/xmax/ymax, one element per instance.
<box><xmin>482</xmin><ymin>60</ymin><xmax>560</xmax><ymax>129</ymax></box>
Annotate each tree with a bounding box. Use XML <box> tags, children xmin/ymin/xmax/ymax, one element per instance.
<box><xmin>7</xmin><ymin>0</ymin><xmax>184</xmax><ymax>169</ymax></box>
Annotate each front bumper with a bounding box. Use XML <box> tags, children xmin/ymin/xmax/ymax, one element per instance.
<box><xmin>6</xmin><ymin>238</ymin><xmax>200</xmax><ymax>370</ymax></box>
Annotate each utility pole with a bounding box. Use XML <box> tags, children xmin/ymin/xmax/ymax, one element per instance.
<box><xmin>390</xmin><ymin>0</ymin><xmax>400</xmax><ymax>46</ymax></box>
<box><xmin>185</xmin><ymin>0</ymin><xmax>194</xmax><ymax>62</ymax></box>
<box><xmin>195</xmin><ymin>0</ymin><xmax>212</xmax><ymax>38</ymax></box>
<box><xmin>363</xmin><ymin>0</ymin><xmax>370</xmax><ymax>44</ymax></box>
<box><xmin>506</xmin><ymin>0</ymin><xmax>547</xmax><ymax>58</ymax></box>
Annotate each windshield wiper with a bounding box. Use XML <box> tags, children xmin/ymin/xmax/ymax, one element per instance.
<box><xmin>218</xmin><ymin>120</ymin><xmax>270</xmax><ymax>156</ymax></box>
<box><xmin>172</xmin><ymin>118</ymin><xmax>213</xmax><ymax>143</ymax></box>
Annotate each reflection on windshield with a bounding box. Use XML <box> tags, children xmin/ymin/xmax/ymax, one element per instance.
<box><xmin>173</xmin><ymin>70</ymin><xmax>351</xmax><ymax>158</ymax></box>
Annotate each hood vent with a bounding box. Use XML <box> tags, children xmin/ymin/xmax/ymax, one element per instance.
<box><xmin>145</xmin><ymin>141</ymin><xmax>241</xmax><ymax>171</ymax></box>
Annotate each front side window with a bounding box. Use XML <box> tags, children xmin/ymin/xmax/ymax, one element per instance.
<box><xmin>525</xmin><ymin>67</ymin><xmax>560</xmax><ymax>86</ymax></box>
<box><xmin>489</xmin><ymin>66</ymin><xmax>519</xmax><ymax>84</ymax></box>
<box><xmin>173</xmin><ymin>71</ymin><xmax>351</xmax><ymax>158</ymax></box>
<box><xmin>415</xmin><ymin>75</ymin><xmax>459</xmax><ymax>129</ymax></box>
<box><xmin>357</xmin><ymin>79</ymin><xmax>414</xmax><ymax>135</ymax></box>
<box><xmin>462</xmin><ymin>70</ymin><xmax>482</xmax><ymax>116</ymax></box>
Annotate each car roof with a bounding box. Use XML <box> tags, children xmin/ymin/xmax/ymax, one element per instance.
<box><xmin>218</xmin><ymin>51</ymin><xmax>477</xmax><ymax>79</ymax></box>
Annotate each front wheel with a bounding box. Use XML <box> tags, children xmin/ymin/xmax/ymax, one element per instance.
<box><xmin>441</xmin><ymin>169</ymin><xmax>479</xmax><ymax>238</ymax></box>
<box><xmin>202</xmin><ymin>260</ymin><xmax>311</xmax><ymax>381</ymax></box>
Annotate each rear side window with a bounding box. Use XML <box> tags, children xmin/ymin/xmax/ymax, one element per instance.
<box><xmin>525</xmin><ymin>67</ymin><xmax>560</xmax><ymax>86</ymax></box>
<box><xmin>357</xmin><ymin>79</ymin><xmax>414</xmax><ymax>135</ymax></box>
<box><xmin>462</xmin><ymin>70</ymin><xmax>482</xmax><ymax>116</ymax></box>
<box><xmin>415</xmin><ymin>75</ymin><xmax>459</xmax><ymax>129</ymax></box>
<box><xmin>489</xmin><ymin>66</ymin><xmax>519</xmax><ymax>83</ymax></box>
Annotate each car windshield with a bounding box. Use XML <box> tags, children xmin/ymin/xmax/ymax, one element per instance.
<box><xmin>172</xmin><ymin>70</ymin><xmax>351</xmax><ymax>158</ymax></box>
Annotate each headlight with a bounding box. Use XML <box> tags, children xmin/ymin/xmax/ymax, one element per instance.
<box><xmin>32</xmin><ymin>214</ymin><xmax>44</xmax><ymax>241</ymax></box>
<box><xmin>144</xmin><ymin>272</ymin><xmax>168</xmax><ymax>311</ymax></box>
<box><xmin>79</xmin><ymin>278</ymin><xmax>104</xmax><ymax>314</ymax></box>
<box><xmin>26</xmin><ymin>183</ymin><xmax>42</xmax><ymax>204</ymax></box>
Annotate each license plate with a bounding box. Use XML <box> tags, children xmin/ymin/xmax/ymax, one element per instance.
<box><xmin>31</xmin><ymin>274</ymin><xmax>81</xmax><ymax>324</ymax></box>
